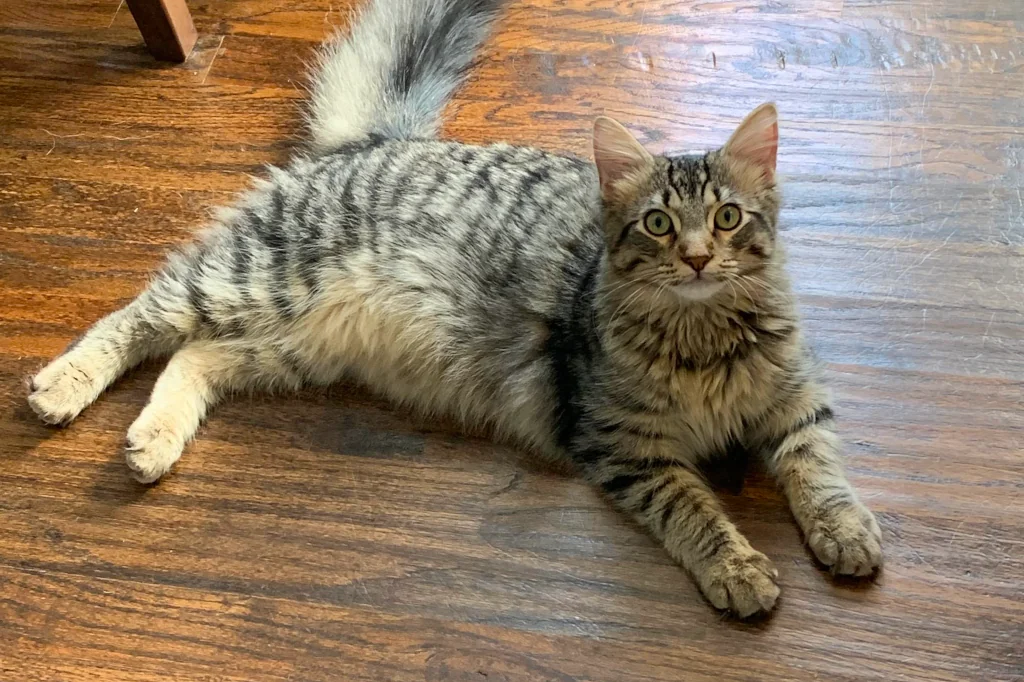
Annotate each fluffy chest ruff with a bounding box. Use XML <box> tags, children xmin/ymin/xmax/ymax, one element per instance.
<box><xmin>598</xmin><ymin>290</ymin><xmax>799</xmax><ymax>459</ymax></box>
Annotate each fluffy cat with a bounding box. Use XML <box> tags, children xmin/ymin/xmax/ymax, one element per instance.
<box><xmin>27</xmin><ymin>0</ymin><xmax>882</xmax><ymax>616</ymax></box>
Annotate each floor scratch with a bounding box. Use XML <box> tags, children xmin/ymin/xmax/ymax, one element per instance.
<box><xmin>201</xmin><ymin>36</ymin><xmax>227</xmax><ymax>85</ymax></box>
<box><xmin>107</xmin><ymin>0</ymin><xmax>124</xmax><ymax>29</ymax></box>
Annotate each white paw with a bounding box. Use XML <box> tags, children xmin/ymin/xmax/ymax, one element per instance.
<box><xmin>125</xmin><ymin>417</ymin><xmax>185</xmax><ymax>484</ymax></box>
<box><xmin>28</xmin><ymin>352</ymin><xmax>102</xmax><ymax>425</ymax></box>
<box><xmin>697</xmin><ymin>545</ymin><xmax>780</xmax><ymax>618</ymax></box>
<box><xmin>807</xmin><ymin>501</ymin><xmax>883</xmax><ymax>576</ymax></box>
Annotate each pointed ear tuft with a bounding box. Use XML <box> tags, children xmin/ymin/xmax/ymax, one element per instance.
<box><xmin>723</xmin><ymin>103</ymin><xmax>778</xmax><ymax>177</ymax></box>
<box><xmin>592</xmin><ymin>116</ymin><xmax>653</xmax><ymax>195</ymax></box>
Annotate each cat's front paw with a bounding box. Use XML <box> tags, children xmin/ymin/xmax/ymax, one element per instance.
<box><xmin>28</xmin><ymin>353</ymin><xmax>101</xmax><ymax>426</ymax></box>
<box><xmin>696</xmin><ymin>545</ymin><xmax>780</xmax><ymax>618</ymax></box>
<box><xmin>806</xmin><ymin>500</ymin><xmax>883</xmax><ymax>576</ymax></box>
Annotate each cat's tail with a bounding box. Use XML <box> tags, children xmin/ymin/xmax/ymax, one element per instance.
<box><xmin>306</xmin><ymin>0</ymin><xmax>504</xmax><ymax>154</ymax></box>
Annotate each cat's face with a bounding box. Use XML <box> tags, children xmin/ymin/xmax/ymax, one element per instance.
<box><xmin>593</xmin><ymin>105</ymin><xmax>781</xmax><ymax>303</ymax></box>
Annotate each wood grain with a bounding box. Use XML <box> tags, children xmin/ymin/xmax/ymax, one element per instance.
<box><xmin>1</xmin><ymin>0</ymin><xmax>1022</xmax><ymax>680</ymax></box>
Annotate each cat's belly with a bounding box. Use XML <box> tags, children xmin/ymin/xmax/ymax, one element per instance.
<box><xmin>272</xmin><ymin>258</ymin><xmax>559</xmax><ymax>452</ymax></box>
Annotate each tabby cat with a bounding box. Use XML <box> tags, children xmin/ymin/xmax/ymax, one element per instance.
<box><xmin>27</xmin><ymin>0</ymin><xmax>882</xmax><ymax>616</ymax></box>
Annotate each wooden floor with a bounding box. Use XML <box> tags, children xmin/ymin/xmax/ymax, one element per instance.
<box><xmin>1</xmin><ymin>0</ymin><xmax>1022</xmax><ymax>679</ymax></box>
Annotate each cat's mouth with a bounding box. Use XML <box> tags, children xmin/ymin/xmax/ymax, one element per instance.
<box><xmin>674</xmin><ymin>277</ymin><xmax>726</xmax><ymax>301</ymax></box>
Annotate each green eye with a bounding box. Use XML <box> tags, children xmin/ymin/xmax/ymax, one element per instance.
<box><xmin>643</xmin><ymin>210</ymin><xmax>673</xmax><ymax>236</ymax></box>
<box><xmin>714</xmin><ymin>204</ymin><xmax>742</xmax><ymax>231</ymax></box>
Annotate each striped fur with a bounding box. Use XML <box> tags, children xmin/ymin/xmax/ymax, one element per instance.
<box><xmin>27</xmin><ymin>0</ymin><xmax>881</xmax><ymax>617</ymax></box>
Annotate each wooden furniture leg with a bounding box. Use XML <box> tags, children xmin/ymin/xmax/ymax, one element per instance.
<box><xmin>124</xmin><ymin>0</ymin><xmax>197</xmax><ymax>63</ymax></box>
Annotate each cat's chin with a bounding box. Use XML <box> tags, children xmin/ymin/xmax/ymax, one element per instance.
<box><xmin>673</xmin><ymin>279</ymin><xmax>726</xmax><ymax>302</ymax></box>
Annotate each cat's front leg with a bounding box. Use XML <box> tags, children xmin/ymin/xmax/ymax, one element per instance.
<box><xmin>762</xmin><ymin>400</ymin><xmax>883</xmax><ymax>576</ymax></box>
<box><xmin>575</xmin><ymin>440</ymin><xmax>780</xmax><ymax>617</ymax></box>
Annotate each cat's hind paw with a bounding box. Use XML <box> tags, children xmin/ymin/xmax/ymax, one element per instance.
<box><xmin>125</xmin><ymin>417</ymin><xmax>185</xmax><ymax>484</ymax></box>
<box><xmin>27</xmin><ymin>354</ymin><xmax>103</xmax><ymax>426</ymax></box>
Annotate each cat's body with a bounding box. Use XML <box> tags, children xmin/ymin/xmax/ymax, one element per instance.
<box><xmin>157</xmin><ymin>140</ymin><xmax>601</xmax><ymax>458</ymax></box>
<box><xmin>27</xmin><ymin>0</ymin><xmax>882</xmax><ymax>617</ymax></box>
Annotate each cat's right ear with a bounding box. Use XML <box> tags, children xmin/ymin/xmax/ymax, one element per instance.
<box><xmin>593</xmin><ymin>117</ymin><xmax>653</xmax><ymax>197</ymax></box>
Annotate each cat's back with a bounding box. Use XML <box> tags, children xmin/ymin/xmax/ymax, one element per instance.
<box><xmin>293</xmin><ymin>137</ymin><xmax>600</xmax><ymax>242</ymax></box>
<box><xmin>280</xmin><ymin>136</ymin><xmax>604</xmax><ymax>314</ymax></box>
<box><xmin>244</xmin><ymin>139</ymin><xmax>603</xmax><ymax>448</ymax></box>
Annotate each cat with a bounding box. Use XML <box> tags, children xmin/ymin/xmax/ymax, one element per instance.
<box><xmin>27</xmin><ymin>0</ymin><xmax>882</xmax><ymax>617</ymax></box>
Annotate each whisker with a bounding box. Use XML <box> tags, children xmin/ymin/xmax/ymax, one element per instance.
<box><xmin>724</xmin><ymin>278</ymin><xmax>740</xmax><ymax>308</ymax></box>
<box><xmin>595</xmin><ymin>275</ymin><xmax>646</xmax><ymax>306</ymax></box>
<box><xmin>645</xmin><ymin>280</ymin><xmax>671</xmax><ymax>324</ymax></box>
<box><xmin>721</xmin><ymin>273</ymin><xmax>759</xmax><ymax>306</ymax></box>
<box><xmin>608</xmin><ymin>287</ymin><xmax>648</xmax><ymax>329</ymax></box>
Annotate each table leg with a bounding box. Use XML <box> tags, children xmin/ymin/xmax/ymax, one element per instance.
<box><xmin>124</xmin><ymin>0</ymin><xmax>197</xmax><ymax>63</ymax></box>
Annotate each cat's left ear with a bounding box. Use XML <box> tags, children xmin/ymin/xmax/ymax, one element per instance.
<box><xmin>593</xmin><ymin>116</ymin><xmax>654</xmax><ymax>196</ymax></box>
<box><xmin>723</xmin><ymin>103</ymin><xmax>778</xmax><ymax>178</ymax></box>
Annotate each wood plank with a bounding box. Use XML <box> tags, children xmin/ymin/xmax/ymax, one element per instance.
<box><xmin>0</xmin><ymin>0</ymin><xmax>123</xmax><ymax>31</ymax></box>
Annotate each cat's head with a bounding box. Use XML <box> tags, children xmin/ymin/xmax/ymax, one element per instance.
<box><xmin>593</xmin><ymin>104</ymin><xmax>781</xmax><ymax>303</ymax></box>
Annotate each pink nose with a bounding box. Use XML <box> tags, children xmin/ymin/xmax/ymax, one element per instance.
<box><xmin>682</xmin><ymin>255</ymin><xmax>711</xmax><ymax>272</ymax></box>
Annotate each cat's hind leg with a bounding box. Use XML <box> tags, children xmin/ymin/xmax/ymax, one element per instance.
<box><xmin>28</xmin><ymin>222</ymin><xmax>248</xmax><ymax>426</ymax></box>
<box><xmin>123</xmin><ymin>340</ymin><xmax>300</xmax><ymax>483</ymax></box>
<box><xmin>28</xmin><ymin>292</ymin><xmax>186</xmax><ymax>426</ymax></box>
<box><xmin>125</xmin><ymin>340</ymin><xmax>242</xmax><ymax>483</ymax></box>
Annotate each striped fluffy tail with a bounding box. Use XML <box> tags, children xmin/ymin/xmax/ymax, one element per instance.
<box><xmin>306</xmin><ymin>0</ymin><xmax>504</xmax><ymax>153</ymax></box>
